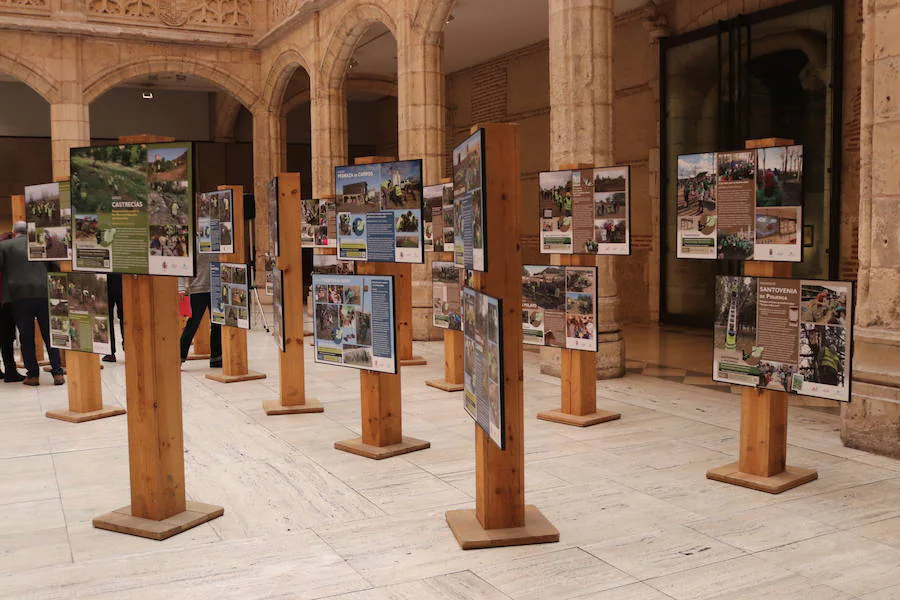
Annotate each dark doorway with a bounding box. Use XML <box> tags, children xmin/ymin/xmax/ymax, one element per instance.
<box><xmin>660</xmin><ymin>0</ymin><xmax>842</xmax><ymax>326</ymax></box>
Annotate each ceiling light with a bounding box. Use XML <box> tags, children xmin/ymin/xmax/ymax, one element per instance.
<box><xmin>142</xmin><ymin>90</ymin><xmax>154</xmax><ymax>100</ymax></box>
<box><xmin>446</xmin><ymin>13</ymin><xmax>454</xmax><ymax>24</ymax></box>
<box><xmin>348</xmin><ymin>58</ymin><xmax>359</xmax><ymax>71</ymax></box>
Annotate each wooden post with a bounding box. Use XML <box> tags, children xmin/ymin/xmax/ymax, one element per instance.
<box><xmin>263</xmin><ymin>172</ymin><xmax>323</xmax><ymax>415</ymax></box>
<box><xmin>352</xmin><ymin>156</ymin><xmax>426</xmax><ymax>367</ymax></box>
<box><xmin>186</xmin><ymin>312</ymin><xmax>211</xmax><ymax>360</ymax></box>
<box><xmin>333</xmin><ymin>260</ymin><xmax>431</xmax><ymax>459</ymax></box>
<box><xmin>537</xmin><ymin>163</ymin><xmax>621</xmax><ymax>427</ymax></box>
<box><xmin>206</xmin><ymin>185</ymin><xmax>266</xmax><ymax>384</ymax></box>
<box><xmin>93</xmin><ymin>133</ymin><xmax>222</xmax><ymax>539</ymax></box>
<box><xmin>445</xmin><ymin>123</ymin><xmax>559</xmax><ymax>549</ymax></box>
<box><xmin>706</xmin><ymin>138</ymin><xmax>818</xmax><ymax>494</ymax></box>
<box><xmin>46</xmin><ymin>175</ymin><xmax>124</xmax><ymax>423</ymax></box>
<box><xmin>424</xmin><ymin>252</ymin><xmax>464</xmax><ymax>392</ymax></box>
<box><xmin>11</xmin><ymin>194</ymin><xmax>49</xmax><ymax>368</ymax></box>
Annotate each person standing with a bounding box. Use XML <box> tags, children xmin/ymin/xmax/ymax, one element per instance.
<box><xmin>0</xmin><ymin>222</ymin><xmax>64</xmax><ymax>385</ymax></box>
<box><xmin>104</xmin><ymin>272</ymin><xmax>123</xmax><ymax>362</ymax></box>
<box><xmin>179</xmin><ymin>251</ymin><xmax>222</xmax><ymax>368</ymax></box>
<box><xmin>0</xmin><ymin>230</ymin><xmax>24</xmax><ymax>382</ymax></box>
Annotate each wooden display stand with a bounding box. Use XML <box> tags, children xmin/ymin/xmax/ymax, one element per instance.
<box><xmin>14</xmin><ymin>187</ymin><xmax>118</xmax><ymax>422</ymax></box>
<box><xmin>536</xmin><ymin>163</ymin><xmax>621</xmax><ymax>427</ymax></box>
<box><xmin>352</xmin><ymin>156</ymin><xmax>426</xmax><ymax>368</ymax></box>
<box><xmin>93</xmin><ymin>133</ymin><xmax>222</xmax><ymax>539</ymax></box>
<box><xmin>263</xmin><ymin>172</ymin><xmax>323</xmax><ymax>416</ymax></box>
<box><xmin>706</xmin><ymin>138</ymin><xmax>818</xmax><ymax>494</ymax></box>
<box><xmin>334</xmin><ymin>259</ymin><xmax>431</xmax><ymax>459</ymax></box>
<box><xmin>206</xmin><ymin>184</ymin><xmax>267</xmax><ymax>384</ymax></box>
<box><xmin>445</xmin><ymin>123</ymin><xmax>559</xmax><ymax>549</ymax></box>
<box><xmin>186</xmin><ymin>312</ymin><xmax>211</xmax><ymax>360</ymax></box>
<box><xmin>424</xmin><ymin>252</ymin><xmax>464</xmax><ymax>392</ymax></box>
<box><xmin>47</xmin><ymin>256</ymin><xmax>124</xmax><ymax>423</ymax></box>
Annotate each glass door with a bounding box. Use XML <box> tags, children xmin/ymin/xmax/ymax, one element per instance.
<box><xmin>660</xmin><ymin>0</ymin><xmax>842</xmax><ymax>326</ymax></box>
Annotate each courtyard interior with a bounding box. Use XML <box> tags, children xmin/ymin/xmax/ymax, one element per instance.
<box><xmin>1</xmin><ymin>326</ymin><xmax>899</xmax><ymax>599</ymax></box>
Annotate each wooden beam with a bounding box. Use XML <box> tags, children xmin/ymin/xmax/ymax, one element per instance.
<box><xmin>537</xmin><ymin>163</ymin><xmax>620</xmax><ymax>428</ymax></box>
<box><xmin>706</xmin><ymin>138</ymin><xmax>817</xmax><ymax>494</ymax></box>
<box><xmin>206</xmin><ymin>185</ymin><xmax>266</xmax><ymax>384</ymax></box>
<box><xmin>263</xmin><ymin>172</ymin><xmax>322</xmax><ymax>415</ymax></box>
<box><xmin>93</xmin><ymin>134</ymin><xmax>222</xmax><ymax>539</ymax></box>
<box><xmin>446</xmin><ymin>123</ymin><xmax>558</xmax><ymax>548</ymax></box>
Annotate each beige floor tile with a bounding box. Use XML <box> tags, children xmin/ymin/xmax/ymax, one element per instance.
<box><xmin>646</xmin><ymin>555</ymin><xmax>851</xmax><ymax>600</ymax></box>
<box><xmin>582</xmin><ymin>525</ymin><xmax>745</xmax><ymax>580</ymax></box>
<box><xmin>473</xmin><ymin>547</ymin><xmax>635</xmax><ymax>600</ymax></box>
<box><xmin>685</xmin><ymin>505</ymin><xmax>834</xmax><ymax>553</ymax></box>
<box><xmin>756</xmin><ymin>531</ymin><xmax>900</xmax><ymax>597</ymax></box>
<box><xmin>851</xmin><ymin>515</ymin><xmax>900</xmax><ymax>549</ymax></box>
<box><xmin>569</xmin><ymin>583</ymin><xmax>676</xmax><ymax>600</ymax></box>
<box><xmin>328</xmin><ymin>571</ymin><xmax>509</xmax><ymax>600</ymax></box>
<box><xmin>779</xmin><ymin>479</ymin><xmax>900</xmax><ymax>530</ymax></box>
<box><xmin>0</xmin><ymin>454</ymin><xmax>58</xmax><ymax>505</ymax></box>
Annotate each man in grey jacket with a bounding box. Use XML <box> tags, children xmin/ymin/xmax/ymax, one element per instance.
<box><xmin>0</xmin><ymin>222</ymin><xmax>64</xmax><ymax>385</ymax></box>
<box><xmin>179</xmin><ymin>251</ymin><xmax>222</xmax><ymax>368</ymax></box>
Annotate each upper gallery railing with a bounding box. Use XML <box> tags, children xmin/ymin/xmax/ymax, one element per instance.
<box><xmin>85</xmin><ymin>0</ymin><xmax>255</xmax><ymax>35</ymax></box>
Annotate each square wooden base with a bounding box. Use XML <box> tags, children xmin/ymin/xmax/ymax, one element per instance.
<box><xmin>205</xmin><ymin>371</ymin><xmax>267</xmax><ymax>384</ymax></box>
<box><xmin>536</xmin><ymin>409</ymin><xmax>621</xmax><ymax>427</ymax></box>
<box><xmin>187</xmin><ymin>353</ymin><xmax>211</xmax><ymax>361</ymax></box>
<box><xmin>706</xmin><ymin>462</ymin><xmax>818</xmax><ymax>494</ymax></box>
<box><xmin>445</xmin><ymin>505</ymin><xmax>560</xmax><ymax>550</ymax></box>
<box><xmin>425</xmin><ymin>379</ymin><xmax>464</xmax><ymax>392</ymax></box>
<box><xmin>262</xmin><ymin>398</ymin><xmax>324</xmax><ymax>416</ymax></box>
<box><xmin>46</xmin><ymin>405</ymin><xmax>126</xmax><ymax>423</ymax></box>
<box><xmin>93</xmin><ymin>501</ymin><xmax>224</xmax><ymax>541</ymax></box>
<box><xmin>334</xmin><ymin>436</ymin><xmax>431</xmax><ymax>460</ymax></box>
<box><xmin>400</xmin><ymin>356</ymin><xmax>428</xmax><ymax>367</ymax></box>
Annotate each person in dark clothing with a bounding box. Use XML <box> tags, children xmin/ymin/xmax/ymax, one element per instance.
<box><xmin>104</xmin><ymin>273</ymin><xmax>124</xmax><ymax>362</ymax></box>
<box><xmin>0</xmin><ymin>222</ymin><xmax>64</xmax><ymax>386</ymax></box>
<box><xmin>0</xmin><ymin>230</ymin><xmax>24</xmax><ymax>382</ymax></box>
<box><xmin>179</xmin><ymin>252</ymin><xmax>222</xmax><ymax>368</ymax></box>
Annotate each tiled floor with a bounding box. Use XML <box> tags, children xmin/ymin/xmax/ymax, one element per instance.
<box><xmin>1</xmin><ymin>325</ymin><xmax>898</xmax><ymax>599</ymax></box>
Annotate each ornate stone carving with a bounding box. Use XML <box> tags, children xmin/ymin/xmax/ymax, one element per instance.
<box><xmin>86</xmin><ymin>0</ymin><xmax>252</xmax><ymax>29</ymax></box>
<box><xmin>273</xmin><ymin>0</ymin><xmax>297</xmax><ymax>22</ymax></box>
<box><xmin>0</xmin><ymin>0</ymin><xmax>49</xmax><ymax>11</ymax></box>
<box><xmin>158</xmin><ymin>0</ymin><xmax>187</xmax><ymax>26</ymax></box>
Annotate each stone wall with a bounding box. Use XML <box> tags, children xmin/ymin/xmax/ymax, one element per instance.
<box><xmin>842</xmin><ymin>0</ymin><xmax>900</xmax><ymax>458</ymax></box>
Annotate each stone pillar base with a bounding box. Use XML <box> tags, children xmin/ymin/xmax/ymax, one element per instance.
<box><xmin>539</xmin><ymin>332</ymin><xmax>626</xmax><ymax>380</ymax></box>
<box><xmin>842</xmin><ymin>384</ymin><xmax>900</xmax><ymax>459</ymax></box>
<box><xmin>842</xmin><ymin>329</ymin><xmax>900</xmax><ymax>459</ymax></box>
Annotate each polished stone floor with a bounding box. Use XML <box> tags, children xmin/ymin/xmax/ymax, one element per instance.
<box><xmin>1</xmin><ymin>325</ymin><xmax>899</xmax><ymax>599</ymax></box>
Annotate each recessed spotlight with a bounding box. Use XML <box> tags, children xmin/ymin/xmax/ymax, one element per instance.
<box><xmin>142</xmin><ymin>90</ymin><xmax>154</xmax><ymax>100</ymax></box>
<box><xmin>446</xmin><ymin>13</ymin><xmax>455</xmax><ymax>24</ymax></box>
<box><xmin>348</xmin><ymin>58</ymin><xmax>359</xmax><ymax>71</ymax></box>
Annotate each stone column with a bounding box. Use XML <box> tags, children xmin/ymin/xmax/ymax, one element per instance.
<box><xmin>841</xmin><ymin>1</ymin><xmax>900</xmax><ymax>459</ymax></box>
<box><xmin>397</xmin><ymin>24</ymin><xmax>446</xmax><ymax>341</ymax></box>
<box><xmin>251</xmin><ymin>104</ymin><xmax>279</xmax><ymax>287</ymax></box>
<box><xmin>51</xmin><ymin>38</ymin><xmax>90</xmax><ymax>179</ymax></box>
<box><xmin>543</xmin><ymin>0</ymin><xmax>625</xmax><ymax>378</ymax></box>
<box><xmin>310</xmin><ymin>80</ymin><xmax>347</xmax><ymax>198</ymax></box>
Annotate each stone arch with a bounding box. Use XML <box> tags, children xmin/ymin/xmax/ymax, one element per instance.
<box><xmin>0</xmin><ymin>51</ymin><xmax>61</xmax><ymax>104</ymax></box>
<box><xmin>83</xmin><ymin>56</ymin><xmax>259</xmax><ymax>109</ymax></box>
<box><xmin>263</xmin><ymin>48</ymin><xmax>314</xmax><ymax>114</ymax></box>
<box><xmin>281</xmin><ymin>76</ymin><xmax>397</xmax><ymax>116</ymax></box>
<box><xmin>412</xmin><ymin>0</ymin><xmax>455</xmax><ymax>44</ymax></box>
<box><xmin>319</xmin><ymin>1</ymin><xmax>399</xmax><ymax>92</ymax></box>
